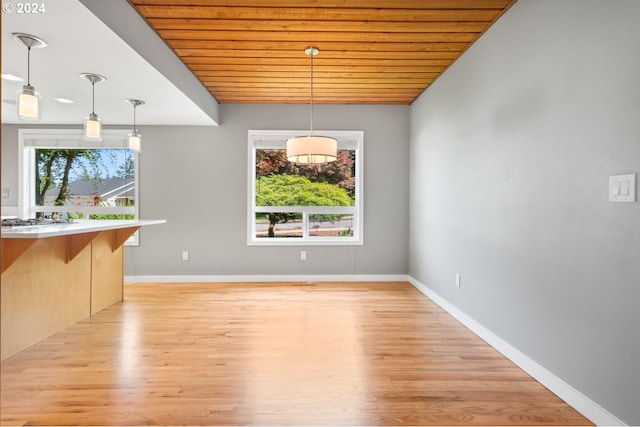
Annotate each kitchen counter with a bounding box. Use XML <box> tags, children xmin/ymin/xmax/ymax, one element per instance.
<box><xmin>1</xmin><ymin>219</ymin><xmax>165</xmax><ymax>238</ymax></box>
<box><xmin>1</xmin><ymin>219</ymin><xmax>165</xmax><ymax>360</ymax></box>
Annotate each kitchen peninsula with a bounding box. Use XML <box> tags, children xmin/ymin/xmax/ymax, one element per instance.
<box><xmin>1</xmin><ymin>219</ymin><xmax>164</xmax><ymax>360</ymax></box>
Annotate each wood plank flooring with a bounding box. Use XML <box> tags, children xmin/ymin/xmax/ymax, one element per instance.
<box><xmin>0</xmin><ymin>282</ymin><xmax>592</xmax><ymax>426</ymax></box>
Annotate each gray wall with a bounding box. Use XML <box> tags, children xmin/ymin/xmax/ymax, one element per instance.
<box><xmin>1</xmin><ymin>125</ymin><xmax>19</xmax><ymax>207</ymax></box>
<box><xmin>1</xmin><ymin>103</ymin><xmax>410</xmax><ymax>277</ymax></box>
<box><xmin>408</xmin><ymin>0</ymin><xmax>640</xmax><ymax>424</ymax></box>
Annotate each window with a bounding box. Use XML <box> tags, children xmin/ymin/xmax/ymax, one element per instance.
<box><xmin>18</xmin><ymin>129</ymin><xmax>140</xmax><ymax>244</ymax></box>
<box><xmin>248</xmin><ymin>130</ymin><xmax>363</xmax><ymax>246</ymax></box>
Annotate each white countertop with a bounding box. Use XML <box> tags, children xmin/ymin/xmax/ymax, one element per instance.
<box><xmin>1</xmin><ymin>219</ymin><xmax>166</xmax><ymax>239</ymax></box>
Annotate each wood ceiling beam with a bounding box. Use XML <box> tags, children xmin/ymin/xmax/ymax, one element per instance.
<box><xmin>167</xmin><ymin>41</ymin><xmax>468</xmax><ymax>53</ymax></box>
<box><xmin>158</xmin><ymin>31</ymin><xmax>479</xmax><ymax>44</ymax></box>
<box><xmin>148</xmin><ymin>19</ymin><xmax>490</xmax><ymax>33</ymax></box>
<box><xmin>132</xmin><ymin>0</ymin><xmax>513</xmax><ymax>9</ymax></box>
<box><xmin>194</xmin><ymin>73</ymin><xmax>440</xmax><ymax>80</ymax></box>
<box><xmin>133</xmin><ymin>6</ymin><xmax>505</xmax><ymax>22</ymax></box>
<box><xmin>180</xmin><ymin>57</ymin><xmax>450</xmax><ymax>67</ymax></box>
<box><xmin>179</xmin><ymin>51</ymin><xmax>458</xmax><ymax>61</ymax></box>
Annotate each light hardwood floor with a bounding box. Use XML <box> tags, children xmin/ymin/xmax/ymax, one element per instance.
<box><xmin>0</xmin><ymin>282</ymin><xmax>592</xmax><ymax>426</ymax></box>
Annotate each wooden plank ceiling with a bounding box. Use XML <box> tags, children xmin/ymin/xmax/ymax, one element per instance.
<box><xmin>129</xmin><ymin>0</ymin><xmax>516</xmax><ymax>105</ymax></box>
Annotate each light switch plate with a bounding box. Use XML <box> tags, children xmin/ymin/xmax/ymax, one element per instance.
<box><xmin>609</xmin><ymin>174</ymin><xmax>636</xmax><ymax>202</ymax></box>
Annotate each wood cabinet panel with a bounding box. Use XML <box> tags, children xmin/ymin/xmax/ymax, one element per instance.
<box><xmin>1</xmin><ymin>237</ymin><xmax>91</xmax><ymax>360</ymax></box>
<box><xmin>1</xmin><ymin>227</ymin><xmax>141</xmax><ymax>361</ymax></box>
<box><xmin>90</xmin><ymin>231</ymin><xmax>124</xmax><ymax>315</ymax></box>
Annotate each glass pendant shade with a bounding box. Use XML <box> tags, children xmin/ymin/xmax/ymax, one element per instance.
<box><xmin>287</xmin><ymin>136</ymin><xmax>337</xmax><ymax>164</ymax></box>
<box><xmin>84</xmin><ymin>113</ymin><xmax>102</xmax><ymax>142</ymax></box>
<box><xmin>80</xmin><ymin>73</ymin><xmax>106</xmax><ymax>142</ymax></box>
<box><xmin>128</xmin><ymin>131</ymin><xmax>142</xmax><ymax>152</ymax></box>
<box><xmin>17</xmin><ymin>84</ymin><xmax>40</xmax><ymax>120</ymax></box>
<box><xmin>125</xmin><ymin>99</ymin><xmax>145</xmax><ymax>152</ymax></box>
<box><xmin>11</xmin><ymin>33</ymin><xmax>47</xmax><ymax>122</ymax></box>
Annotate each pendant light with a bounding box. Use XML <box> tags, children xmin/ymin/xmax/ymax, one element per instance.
<box><xmin>11</xmin><ymin>32</ymin><xmax>47</xmax><ymax>121</ymax></box>
<box><xmin>80</xmin><ymin>73</ymin><xmax>106</xmax><ymax>142</ymax></box>
<box><xmin>125</xmin><ymin>99</ymin><xmax>145</xmax><ymax>152</ymax></box>
<box><xmin>286</xmin><ymin>47</ymin><xmax>337</xmax><ymax>164</ymax></box>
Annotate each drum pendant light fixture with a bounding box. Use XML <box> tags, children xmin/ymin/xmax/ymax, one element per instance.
<box><xmin>286</xmin><ymin>47</ymin><xmax>337</xmax><ymax>164</ymax></box>
<box><xmin>12</xmin><ymin>32</ymin><xmax>47</xmax><ymax>121</ymax></box>
<box><xmin>80</xmin><ymin>73</ymin><xmax>106</xmax><ymax>142</ymax></box>
<box><xmin>125</xmin><ymin>99</ymin><xmax>145</xmax><ymax>152</ymax></box>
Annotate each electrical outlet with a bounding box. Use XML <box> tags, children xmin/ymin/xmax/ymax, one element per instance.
<box><xmin>182</xmin><ymin>251</ymin><xmax>189</xmax><ymax>261</ymax></box>
<box><xmin>300</xmin><ymin>250</ymin><xmax>307</xmax><ymax>261</ymax></box>
<box><xmin>456</xmin><ymin>274</ymin><xmax>461</xmax><ymax>288</ymax></box>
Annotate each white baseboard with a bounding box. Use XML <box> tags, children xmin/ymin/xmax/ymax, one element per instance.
<box><xmin>407</xmin><ymin>276</ymin><xmax>625</xmax><ymax>427</ymax></box>
<box><xmin>125</xmin><ymin>274</ymin><xmax>409</xmax><ymax>284</ymax></box>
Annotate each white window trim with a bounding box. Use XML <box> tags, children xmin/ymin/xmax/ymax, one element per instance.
<box><xmin>18</xmin><ymin>128</ymin><xmax>140</xmax><ymax>245</ymax></box>
<box><xmin>248</xmin><ymin>129</ymin><xmax>363</xmax><ymax>246</ymax></box>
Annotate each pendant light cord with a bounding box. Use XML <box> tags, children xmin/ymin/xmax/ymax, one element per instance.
<box><xmin>309</xmin><ymin>48</ymin><xmax>314</xmax><ymax>136</ymax></box>
<box><xmin>26</xmin><ymin>46</ymin><xmax>31</xmax><ymax>85</ymax></box>
<box><xmin>91</xmin><ymin>82</ymin><xmax>95</xmax><ymax>115</ymax></box>
<box><xmin>126</xmin><ymin>142</ymin><xmax>132</xmax><ymax>206</ymax></box>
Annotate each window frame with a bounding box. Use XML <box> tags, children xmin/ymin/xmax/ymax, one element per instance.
<box><xmin>18</xmin><ymin>128</ymin><xmax>140</xmax><ymax>245</ymax></box>
<box><xmin>248</xmin><ymin>129</ymin><xmax>363</xmax><ymax>246</ymax></box>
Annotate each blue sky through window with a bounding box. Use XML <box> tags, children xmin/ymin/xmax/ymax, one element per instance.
<box><xmin>67</xmin><ymin>149</ymin><xmax>134</xmax><ymax>181</ymax></box>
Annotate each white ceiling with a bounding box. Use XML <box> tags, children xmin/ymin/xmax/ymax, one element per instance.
<box><xmin>1</xmin><ymin>0</ymin><xmax>218</xmax><ymax>126</ymax></box>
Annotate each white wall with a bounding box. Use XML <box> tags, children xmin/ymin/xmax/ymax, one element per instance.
<box><xmin>409</xmin><ymin>0</ymin><xmax>640</xmax><ymax>424</ymax></box>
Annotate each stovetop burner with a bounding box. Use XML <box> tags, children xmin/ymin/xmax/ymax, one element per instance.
<box><xmin>1</xmin><ymin>218</ymin><xmax>76</xmax><ymax>228</ymax></box>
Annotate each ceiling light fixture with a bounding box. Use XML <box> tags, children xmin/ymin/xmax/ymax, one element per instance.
<box><xmin>53</xmin><ymin>97</ymin><xmax>75</xmax><ymax>104</ymax></box>
<box><xmin>125</xmin><ymin>99</ymin><xmax>145</xmax><ymax>152</ymax></box>
<box><xmin>286</xmin><ymin>47</ymin><xmax>337</xmax><ymax>165</ymax></box>
<box><xmin>80</xmin><ymin>73</ymin><xmax>106</xmax><ymax>142</ymax></box>
<box><xmin>11</xmin><ymin>32</ymin><xmax>47</xmax><ymax>121</ymax></box>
